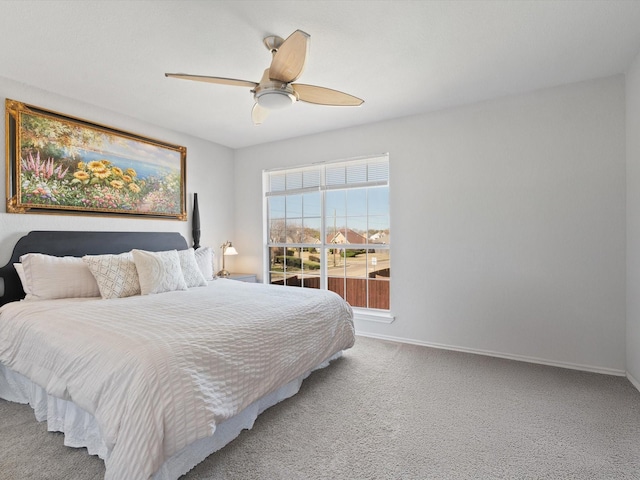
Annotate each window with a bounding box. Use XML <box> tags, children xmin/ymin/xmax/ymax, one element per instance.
<box><xmin>264</xmin><ymin>154</ymin><xmax>390</xmax><ymax>312</ymax></box>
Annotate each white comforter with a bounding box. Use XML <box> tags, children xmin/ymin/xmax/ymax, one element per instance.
<box><xmin>0</xmin><ymin>280</ymin><xmax>355</xmax><ymax>480</ymax></box>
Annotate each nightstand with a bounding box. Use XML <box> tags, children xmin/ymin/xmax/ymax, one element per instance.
<box><xmin>226</xmin><ymin>273</ymin><xmax>257</xmax><ymax>283</ymax></box>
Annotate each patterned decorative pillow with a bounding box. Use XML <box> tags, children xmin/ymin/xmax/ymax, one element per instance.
<box><xmin>83</xmin><ymin>252</ymin><xmax>141</xmax><ymax>299</ymax></box>
<box><xmin>132</xmin><ymin>249</ymin><xmax>188</xmax><ymax>295</ymax></box>
<box><xmin>178</xmin><ymin>248</ymin><xmax>208</xmax><ymax>288</ymax></box>
<box><xmin>19</xmin><ymin>253</ymin><xmax>101</xmax><ymax>300</ymax></box>
<box><xmin>194</xmin><ymin>246</ymin><xmax>215</xmax><ymax>281</ymax></box>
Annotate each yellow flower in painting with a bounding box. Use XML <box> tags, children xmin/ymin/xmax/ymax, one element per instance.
<box><xmin>73</xmin><ymin>171</ymin><xmax>90</xmax><ymax>181</ymax></box>
<box><xmin>92</xmin><ymin>167</ymin><xmax>111</xmax><ymax>179</ymax></box>
<box><xmin>122</xmin><ymin>175</ymin><xmax>132</xmax><ymax>183</ymax></box>
<box><xmin>128</xmin><ymin>183</ymin><xmax>141</xmax><ymax>193</ymax></box>
<box><xmin>87</xmin><ymin>161</ymin><xmax>104</xmax><ymax>171</ymax></box>
<box><xmin>111</xmin><ymin>167</ymin><xmax>123</xmax><ymax>177</ymax></box>
<box><xmin>77</xmin><ymin>161</ymin><xmax>86</xmax><ymax>170</ymax></box>
<box><xmin>100</xmin><ymin>159</ymin><xmax>112</xmax><ymax>166</ymax></box>
<box><xmin>126</xmin><ymin>168</ymin><xmax>137</xmax><ymax>177</ymax></box>
<box><xmin>110</xmin><ymin>180</ymin><xmax>124</xmax><ymax>189</ymax></box>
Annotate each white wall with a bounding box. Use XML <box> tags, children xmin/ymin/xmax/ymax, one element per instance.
<box><xmin>626</xmin><ymin>52</ymin><xmax>640</xmax><ymax>384</ymax></box>
<box><xmin>234</xmin><ymin>76</ymin><xmax>626</xmax><ymax>374</ymax></box>
<box><xmin>0</xmin><ymin>76</ymin><xmax>235</xmax><ymax>288</ymax></box>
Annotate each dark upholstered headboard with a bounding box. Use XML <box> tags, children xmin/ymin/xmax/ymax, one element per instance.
<box><xmin>0</xmin><ymin>231</ymin><xmax>188</xmax><ymax>306</ymax></box>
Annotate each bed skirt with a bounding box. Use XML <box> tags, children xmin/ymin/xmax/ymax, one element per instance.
<box><xmin>0</xmin><ymin>351</ymin><xmax>342</xmax><ymax>479</ymax></box>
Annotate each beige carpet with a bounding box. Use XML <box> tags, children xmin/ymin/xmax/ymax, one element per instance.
<box><xmin>1</xmin><ymin>336</ymin><xmax>640</xmax><ymax>479</ymax></box>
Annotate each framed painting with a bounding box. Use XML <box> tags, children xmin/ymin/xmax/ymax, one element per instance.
<box><xmin>5</xmin><ymin>99</ymin><xmax>187</xmax><ymax>220</ymax></box>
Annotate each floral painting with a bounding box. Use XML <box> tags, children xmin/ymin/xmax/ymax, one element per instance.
<box><xmin>5</xmin><ymin>99</ymin><xmax>186</xmax><ymax>219</ymax></box>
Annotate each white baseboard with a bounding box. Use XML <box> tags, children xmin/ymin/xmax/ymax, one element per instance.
<box><xmin>356</xmin><ymin>332</ymin><xmax>626</xmax><ymax>377</ymax></box>
<box><xmin>627</xmin><ymin>371</ymin><xmax>640</xmax><ymax>393</ymax></box>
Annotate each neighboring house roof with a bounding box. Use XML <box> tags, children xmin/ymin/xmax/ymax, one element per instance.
<box><xmin>327</xmin><ymin>231</ymin><xmax>345</xmax><ymax>244</ymax></box>
<box><xmin>370</xmin><ymin>232</ymin><xmax>390</xmax><ymax>244</ymax></box>
<box><xmin>327</xmin><ymin>228</ymin><xmax>367</xmax><ymax>245</ymax></box>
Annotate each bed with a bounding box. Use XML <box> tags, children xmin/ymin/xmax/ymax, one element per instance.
<box><xmin>0</xmin><ymin>230</ymin><xmax>355</xmax><ymax>480</ymax></box>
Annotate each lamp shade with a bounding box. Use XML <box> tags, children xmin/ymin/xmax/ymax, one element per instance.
<box><xmin>224</xmin><ymin>246</ymin><xmax>238</xmax><ymax>256</ymax></box>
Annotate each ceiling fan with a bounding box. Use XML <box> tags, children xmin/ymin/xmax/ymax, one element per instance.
<box><xmin>165</xmin><ymin>30</ymin><xmax>364</xmax><ymax>125</ymax></box>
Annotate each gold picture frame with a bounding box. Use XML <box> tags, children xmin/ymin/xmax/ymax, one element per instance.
<box><xmin>5</xmin><ymin>99</ymin><xmax>187</xmax><ymax>220</ymax></box>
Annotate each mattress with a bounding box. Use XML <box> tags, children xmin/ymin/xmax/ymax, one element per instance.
<box><xmin>0</xmin><ymin>280</ymin><xmax>355</xmax><ymax>479</ymax></box>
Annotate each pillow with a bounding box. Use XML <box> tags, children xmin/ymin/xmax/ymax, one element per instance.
<box><xmin>194</xmin><ymin>246</ymin><xmax>215</xmax><ymax>281</ymax></box>
<box><xmin>19</xmin><ymin>253</ymin><xmax>101</xmax><ymax>300</ymax></box>
<box><xmin>83</xmin><ymin>252</ymin><xmax>141</xmax><ymax>299</ymax></box>
<box><xmin>13</xmin><ymin>263</ymin><xmax>32</xmax><ymax>295</ymax></box>
<box><xmin>178</xmin><ymin>248</ymin><xmax>208</xmax><ymax>288</ymax></box>
<box><xmin>132</xmin><ymin>249</ymin><xmax>188</xmax><ymax>295</ymax></box>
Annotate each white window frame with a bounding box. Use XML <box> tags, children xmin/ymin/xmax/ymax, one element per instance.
<box><xmin>263</xmin><ymin>154</ymin><xmax>394</xmax><ymax>322</ymax></box>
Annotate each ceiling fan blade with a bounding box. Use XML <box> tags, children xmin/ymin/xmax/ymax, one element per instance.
<box><xmin>165</xmin><ymin>73</ymin><xmax>258</xmax><ymax>88</ymax></box>
<box><xmin>252</xmin><ymin>103</ymin><xmax>270</xmax><ymax>125</ymax></box>
<box><xmin>292</xmin><ymin>84</ymin><xmax>364</xmax><ymax>106</ymax></box>
<box><xmin>269</xmin><ymin>30</ymin><xmax>310</xmax><ymax>83</ymax></box>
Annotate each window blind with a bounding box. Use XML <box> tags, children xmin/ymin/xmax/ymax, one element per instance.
<box><xmin>265</xmin><ymin>154</ymin><xmax>389</xmax><ymax>197</ymax></box>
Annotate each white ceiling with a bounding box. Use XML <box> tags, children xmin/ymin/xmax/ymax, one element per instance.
<box><xmin>1</xmin><ymin>0</ymin><xmax>640</xmax><ymax>149</ymax></box>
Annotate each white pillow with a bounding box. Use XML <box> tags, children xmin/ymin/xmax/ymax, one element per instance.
<box><xmin>83</xmin><ymin>252</ymin><xmax>141</xmax><ymax>299</ymax></box>
<box><xmin>19</xmin><ymin>253</ymin><xmax>101</xmax><ymax>300</ymax></box>
<box><xmin>194</xmin><ymin>246</ymin><xmax>215</xmax><ymax>281</ymax></box>
<box><xmin>178</xmin><ymin>248</ymin><xmax>208</xmax><ymax>288</ymax></box>
<box><xmin>13</xmin><ymin>263</ymin><xmax>32</xmax><ymax>295</ymax></box>
<box><xmin>132</xmin><ymin>249</ymin><xmax>188</xmax><ymax>295</ymax></box>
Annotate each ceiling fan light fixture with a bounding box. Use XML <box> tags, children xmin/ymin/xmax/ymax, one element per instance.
<box><xmin>256</xmin><ymin>89</ymin><xmax>296</xmax><ymax>110</ymax></box>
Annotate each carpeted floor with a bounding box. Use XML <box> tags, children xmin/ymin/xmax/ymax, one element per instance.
<box><xmin>1</xmin><ymin>336</ymin><xmax>640</xmax><ymax>479</ymax></box>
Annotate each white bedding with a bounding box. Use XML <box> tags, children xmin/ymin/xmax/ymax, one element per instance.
<box><xmin>0</xmin><ymin>280</ymin><xmax>355</xmax><ymax>480</ymax></box>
